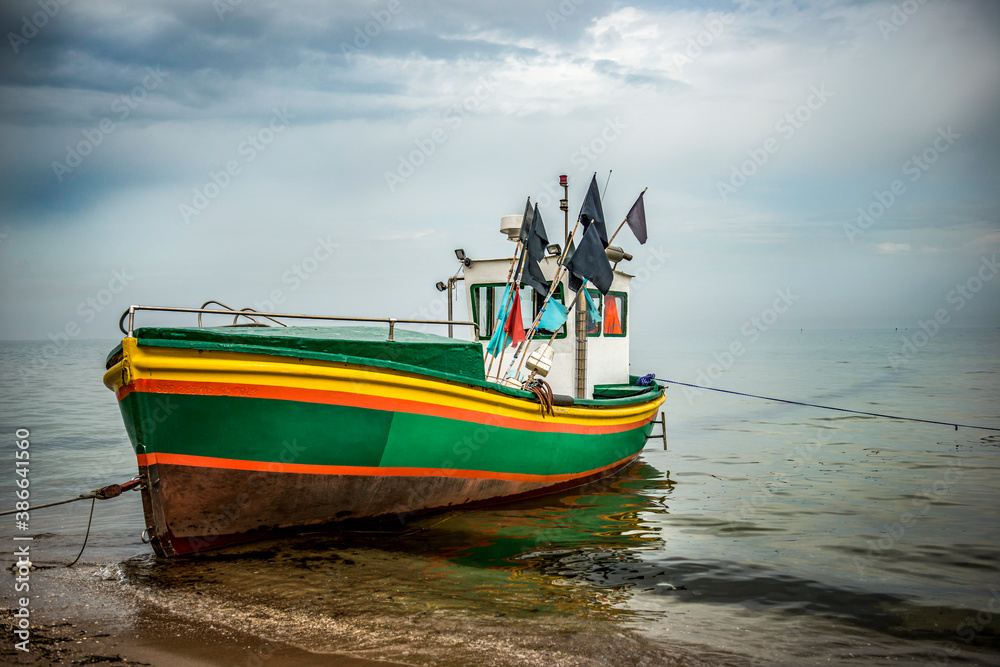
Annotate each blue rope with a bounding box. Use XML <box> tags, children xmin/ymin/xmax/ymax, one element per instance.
<box><xmin>637</xmin><ymin>373</ymin><xmax>657</xmax><ymax>386</ymax></box>
<box><xmin>652</xmin><ymin>377</ymin><xmax>1000</xmax><ymax>433</ymax></box>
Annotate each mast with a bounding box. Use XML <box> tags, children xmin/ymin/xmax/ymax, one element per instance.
<box><xmin>560</xmin><ymin>174</ymin><xmax>568</xmax><ymax>248</ymax></box>
<box><xmin>574</xmin><ymin>173</ymin><xmax>598</xmax><ymax>399</ymax></box>
<box><xmin>576</xmin><ymin>283</ymin><xmax>587</xmax><ymax>398</ymax></box>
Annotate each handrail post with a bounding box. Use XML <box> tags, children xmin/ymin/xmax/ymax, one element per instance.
<box><xmin>128</xmin><ymin>306</ymin><xmax>135</xmax><ymax>337</ymax></box>
<box><xmin>388</xmin><ymin>319</ymin><xmax>396</xmax><ymax>342</ymax></box>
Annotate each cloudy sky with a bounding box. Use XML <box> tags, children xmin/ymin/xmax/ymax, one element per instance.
<box><xmin>1</xmin><ymin>0</ymin><xmax>998</xmax><ymax>345</ymax></box>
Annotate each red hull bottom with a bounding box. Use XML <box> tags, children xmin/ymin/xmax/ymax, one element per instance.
<box><xmin>139</xmin><ymin>456</ymin><xmax>641</xmax><ymax>557</ymax></box>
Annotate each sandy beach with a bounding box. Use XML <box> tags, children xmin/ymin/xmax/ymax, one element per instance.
<box><xmin>2</xmin><ymin>560</ymin><xmax>751</xmax><ymax>666</ymax></box>
<box><xmin>2</xmin><ymin>563</ymin><xmax>410</xmax><ymax>667</ymax></box>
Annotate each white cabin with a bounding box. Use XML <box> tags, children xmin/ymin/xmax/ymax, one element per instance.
<box><xmin>462</xmin><ymin>253</ymin><xmax>633</xmax><ymax>399</ymax></box>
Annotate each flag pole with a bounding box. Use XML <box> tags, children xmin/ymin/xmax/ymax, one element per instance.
<box><xmin>485</xmin><ymin>239</ymin><xmax>523</xmax><ymax>380</ymax></box>
<box><xmin>505</xmin><ymin>173</ymin><xmax>596</xmax><ymax>383</ymax></box>
<box><xmin>505</xmin><ymin>240</ymin><xmax>523</xmax><ymax>282</ymax></box>
<box><xmin>503</xmin><ymin>215</ymin><xmax>586</xmax><ymax>381</ymax></box>
<box><xmin>508</xmin><ymin>265</ymin><xmax>568</xmax><ymax>380</ymax></box>
<box><xmin>486</xmin><ymin>196</ymin><xmax>534</xmax><ymax>381</ymax></box>
<box><xmin>503</xmin><ymin>262</ymin><xmax>560</xmax><ymax>381</ymax></box>
<box><xmin>492</xmin><ymin>244</ymin><xmax>530</xmax><ymax>381</ymax></box>
<box><xmin>607</xmin><ymin>219</ymin><xmax>628</xmax><ymax>247</ymax></box>
<box><xmin>545</xmin><ymin>284</ymin><xmax>585</xmax><ymax>346</ymax></box>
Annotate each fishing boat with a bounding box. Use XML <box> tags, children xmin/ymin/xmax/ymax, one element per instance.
<box><xmin>103</xmin><ymin>176</ymin><xmax>665</xmax><ymax>557</ymax></box>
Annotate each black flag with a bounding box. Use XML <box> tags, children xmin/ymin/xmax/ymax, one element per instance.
<box><xmin>625</xmin><ymin>191</ymin><xmax>647</xmax><ymax>245</ymax></box>
<box><xmin>566</xmin><ymin>224</ymin><xmax>613</xmax><ymax>295</ymax></box>
<box><xmin>518</xmin><ymin>197</ymin><xmax>533</xmax><ymax>244</ymax></box>
<box><xmin>520</xmin><ymin>204</ymin><xmax>549</xmax><ymax>296</ymax></box>
<box><xmin>579</xmin><ymin>174</ymin><xmax>608</xmax><ymax>248</ymax></box>
<box><xmin>565</xmin><ymin>236</ymin><xmax>583</xmax><ymax>292</ymax></box>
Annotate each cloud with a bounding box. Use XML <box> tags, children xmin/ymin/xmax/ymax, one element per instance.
<box><xmin>875</xmin><ymin>243</ymin><xmax>911</xmax><ymax>254</ymax></box>
<box><xmin>1</xmin><ymin>0</ymin><xmax>999</xmax><ymax>337</ymax></box>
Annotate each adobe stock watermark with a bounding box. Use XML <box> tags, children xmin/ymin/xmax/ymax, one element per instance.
<box><xmin>405</xmin><ymin>291</ymin><xmax>452</xmax><ymax>335</ymax></box>
<box><xmin>187</xmin><ymin>438</ymin><xmax>305</xmax><ymax>555</ymax></box>
<box><xmin>725</xmin><ymin>426</ymin><xmax>840</xmax><ymax>529</ymax></box>
<box><xmin>628</xmin><ymin>246</ymin><xmax>671</xmax><ymax>294</ymax></box>
<box><xmin>341</xmin><ymin>0</ymin><xmax>404</xmax><ymax>61</ymax></box>
<box><xmin>179</xmin><ymin>107</ymin><xmax>295</xmax><ymax>223</ymax></box>
<box><xmin>18</xmin><ymin>268</ymin><xmax>135</xmax><ymax>382</ymax></box>
<box><xmin>877</xmin><ymin>0</ymin><xmax>932</xmax><ymax>40</ymax></box>
<box><xmin>569</xmin><ymin>117</ymin><xmax>628</xmax><ymax>172</ymax></box>
<box><xmin>545</xmin><ymin>0</ymin><xmax>586</xmax><ymax>31</ymax></box>
<box><xmin>717</xmin><ymin>85</ymin><xmax>833</xmax><ymax>202</ymax></box>
<box><xmin>51</xmin><ymin>66</ymin><xmax>168</xmax><ymax>182</ymax></box>
<box><xmin>7</xmin><ymin>0</ymin><xmax>69</xmax><ymax>54</ymax></box>
<box><xmin>669</xmin><ymin>11</ymin><xmax>738</xmax><ymax>74</ymax></box>
<box><xmin>682</xmin><ymin>288</ymin><xmax>798</xmax><ymax>404</ymax></box>
<box><xmin>213</xmin><ymin>0</ymin><xmax>244</xmax><ymax>21</ymax></box>
<box><xmin>926</xmin><ymin>589</ymin><xmax>1000</xmax><ymax>666</ymax></box>
<box><xmin>844</xmin><ymin>126</ymin><xmax>959</xmax><ymax>243</ymax></box>
<box><xmin>384</xmin><ymin>76</ymin><xmax>498</xmax><ymax>192</ymax></box>
<box><xmin>888</xmin><ymin>254</ymin><xmax>997</xmax><ymax>370</ymax></box>
<box><xmin>853</xmin><ymin>458</ymin><xmax>965</xmax><ymax>576</ymax></box>
<box><xmin>248</xmin><ymin>235</ymin><xmax>339</xmax><ymax>313</ymax></box>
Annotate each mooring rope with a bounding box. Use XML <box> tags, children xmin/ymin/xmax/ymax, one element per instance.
<box><xmin>3</xmin><ymin>478</ymin><xmax>141</xmax><ymax>569</ymax></box>
<box><xmin>640</xmin><ymin>375</ymin><xmax>1000</xmax><ymax>432</ymax></box>
<box><xmin>66</xmin><ymin>498</ymin><xmax>96</xmax><ymax>567</ymax></box>
<box><xmin>0</xmin><ymin>478</ymin><xmax>141</xmax><ymax>517</ymax></box>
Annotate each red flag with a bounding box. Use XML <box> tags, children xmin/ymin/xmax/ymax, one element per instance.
<box><xmin>504</xmin><ymin>288</ymin><xmax>525</xmax><ymax>345</ymax></box>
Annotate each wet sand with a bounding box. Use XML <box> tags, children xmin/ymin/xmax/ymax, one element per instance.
<box><xmin>1</xmin><ymin>565</ymin><xmax>407</xmax><ymax>666</ymax></box>
<box><xmin>2</xmin><ymin>561</ymin><xmax>754</xmax><ymax>666</ymax></box>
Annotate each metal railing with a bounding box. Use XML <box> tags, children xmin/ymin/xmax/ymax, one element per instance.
<box><xmin>118</xmin><ymin>304</ymin><xmax>479</xmax><ymax>341</ymax></box>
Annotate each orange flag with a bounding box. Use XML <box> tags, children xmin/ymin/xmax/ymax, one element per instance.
<box><xmin>603</xmin><ymin>295</ymin><xmax>622</xmax><ymax>335</ymax></box>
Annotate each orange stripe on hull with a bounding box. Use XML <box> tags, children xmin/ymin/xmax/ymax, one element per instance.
<box><xmin>118</xmin><ymin>378</ymin><xmax>655</xmax><ymax>435</ymax></box>
<box><xmin>135</xmin><ymin>451</ymin><xmax>640</xmax><ymax>484</ymax></box>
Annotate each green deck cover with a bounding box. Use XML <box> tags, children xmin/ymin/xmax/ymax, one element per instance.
<box><xmin>592</xmin><ymin>384</ymin><xmax>653</xmax><ymax>399</ymax></box>
<box><xmin>132</xmin><ymin>325</ymin><xmax>487</xmax><ymax>382</ymax></box>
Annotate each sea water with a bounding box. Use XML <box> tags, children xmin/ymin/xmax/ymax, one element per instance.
<box><xmin>0</xmin><ymin>330</ymin><xmax>998</xmax><ymax>665</ymax></box>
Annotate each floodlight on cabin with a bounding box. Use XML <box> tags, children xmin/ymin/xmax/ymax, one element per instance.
<box><xmin>435</xmin><ymin>281</ymin><xmax>447</xmax><ymax>292</ymax></box>
<box><xmin>605</xmin><ymin>246</ymin><xmax>633</xmax><ymax>263</ymax></box>
<box><xmin>546</xmin><ymin>244</ymin><xmax>562</xmax><ymax>257</ymax></box>
<box><xmin>454</xmin><ymin>249</ymin><xmax>466</xmax><ymax>261</ymax></box>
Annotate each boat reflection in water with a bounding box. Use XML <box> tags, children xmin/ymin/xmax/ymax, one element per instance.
<box><xmin>408</xmin><ymin>460</ymin><xmax>674</xmax><ymax>615</ymax></box>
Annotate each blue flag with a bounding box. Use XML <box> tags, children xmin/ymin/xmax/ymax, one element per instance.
<box><xmin>486</xmin><ymin>285</ymin><xmax>514</xmax><ymax>357</ymax></box>
<box><xmin>537</xmin><ymin>298</ymin><xmax>568</xmax><ymax>333</ymax></box>
<box><xmin>583</xmin><ymin>289</ymin><xmax>601</xmax><ymax>324</ymax></box>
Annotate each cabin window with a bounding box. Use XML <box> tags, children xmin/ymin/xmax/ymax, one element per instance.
<box><xmin>603</xmin><ymin>292</ymin><xmax>626</xmax><ymax>336</ymax></box>
<box><xmin>470</xmin><ymin>283</ymin><xmax>566</xmax><ymax>340</ymax></box>
<box><xmin>585</xmin><ymin>289</ymin><xmax>627</xmax><ymax>337</ymax></box>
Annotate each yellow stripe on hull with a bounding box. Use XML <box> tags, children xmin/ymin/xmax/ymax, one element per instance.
<box><xmin>105</xmin><ymin>338</ymin><xmax>665</xmax><ymax>430</ymax></box>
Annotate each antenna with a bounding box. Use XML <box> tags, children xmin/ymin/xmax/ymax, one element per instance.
<box><xmin>601</xmin><ymin>170</ymin><xmax>613</xmax><ymax>200</ymax></box>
